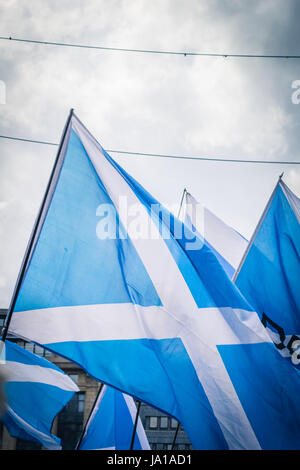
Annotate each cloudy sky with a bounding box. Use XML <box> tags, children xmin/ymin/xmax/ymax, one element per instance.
<box><xmin>0</xmin><ymin>0</ymin><xmax>300</xmax><ymax>307</ymax></box>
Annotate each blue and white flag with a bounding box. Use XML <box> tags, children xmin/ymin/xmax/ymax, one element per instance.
<box><xmin>80</xmin><ymin>385</ymin><xmax>150</xmax><ymax>450</ymax></box>
<box><xmin>183</xmin><ymin>191</ymin><xmax>248</xmax><ymax>278</ymax></box>
<box><xmin>235</xmin><ymin>179</ymin><xmax>300</xmax><ymax>367</ymax></box>
<box><xmin>1</xmin><ymin>340</ymin><xmax>79</xmax><ymax>449</ymax></box>
<box><xmin>8</xmin><ymin>113</ymin><xmax>300</xmax><ymax>449</ymax></box>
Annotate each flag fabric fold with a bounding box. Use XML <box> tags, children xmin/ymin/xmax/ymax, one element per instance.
<box><xmin>235</xmin><ymin>179</ymin><xmax>300</xmax><ymax>367</ymax></box>
<box><xmin>183</xmin><ymin>191</ymin><xmax>248</xmax><ymax>278</ymax></box>
<box><xmin>80</xmin><ymin>385</ymin><xmax>150</xmax><ymax>450</ymax></box>
<box><xmin>1</xmin><ymin>340</ymin><xmax>79</xmax><ymax>449</ymax></box>
<box><xmin>8</xmin><ymin>113</ymin><xmax>300</xmax><ymax>449</ymax></box>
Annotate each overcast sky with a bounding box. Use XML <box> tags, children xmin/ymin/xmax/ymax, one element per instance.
<box><xmin>0</xmin><ymin>0</ymin><xmax>300</xmax><ymax>307</ymax></box>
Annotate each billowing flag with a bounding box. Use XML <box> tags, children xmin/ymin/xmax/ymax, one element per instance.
<box><xmin>79</xmin><ymin>385</ymin><xmax>150</xmax><ymax>450</ymax></box>
<box><xmin>8</xmin><ymin>112</ymin><xmax>300</xmax><ymax>449</ymax></box>
<box><xmin>235</xmin><ymin>179</ymin><xmax>300</xmax><ymax>368</ymax></box>
<box><xmin>1</xmin><ymin>340</ymin><xmax>79</xmax><ymax>449</ymax></box>
<box><xmin>183</xmin><ymin>191</ymin><xmax>248</xmax><ymax>278</ymax></box>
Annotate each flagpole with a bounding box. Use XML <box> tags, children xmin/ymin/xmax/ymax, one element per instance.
<box><xmin>75</xmin><ymin>383</ymin><xmax>104</xmax><ymax>450</ymax></box>
<box><xmin>177</xmin><ymin>188</ymin><xmax>187</xmax><ymax>219</ymax></box>
<box><xmin>0</xmin><ymin>108</ymin><xmax>74</xmax><ymax>348</ymax></box>
<box><xmin>130</xmin><ymin>400</ymin><xmax>141</xmax><ymax>450</ymax></box>
<box><xmin>171</xmin><ymin>422</ymin><xmax>180</xmax><ymax>450</ymax></box>
<box><xmin>233</xmin><ymin>173</ymin><xmax>283</xmax><ymax>283</ymax></box>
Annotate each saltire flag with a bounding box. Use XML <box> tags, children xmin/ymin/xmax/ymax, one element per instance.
<box><xmin>183</xmin><ymin>191</ymin><xmax>248</xmax><ymax>278</ymax></box>
<box><xmin>235</xmin><ymin>179</ymin><xmax>300</xmax><ymax>368</ymax></box>
<box><xmin>79</xmin><ymin>385</ymin><xmax>150</xmax><ymax>450</ymax></box>
<box><xmin>0</xmin><ymin>340</ymin><xmax>79</xmax><ymax>449</ymax></box>
<box><xmin>8</xmin><ymin>112</ymin><xmax>300</xmax><ymax>449</ymax></box>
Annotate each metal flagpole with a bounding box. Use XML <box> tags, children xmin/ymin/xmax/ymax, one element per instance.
<box><xmin>130</xmin><ymin>400</ymin><xmax>141</xmax><ymax>450</ymax></box>
<box><xmin>0</xmin><ymin>108</ymin><xmax>74</xmax><ymax>350</ymax></box>
<box><xmin>171</xmin><ymin>422</ymin><xmax>180</xmax><ymax>450</ymax></box>
<box><xmin>233</xmin><ymin>173</ymin><xmax>284</xmax><ymax>283</ymax></box>
<box><xmin>177</xmin><ymin>188</ymin><xmax>187</xmax><ymax>219</ymax></box>
<box><xmin>75</xmin><ymin>383</ymin><xmax>104</xmax><ymax>450</ymax></box>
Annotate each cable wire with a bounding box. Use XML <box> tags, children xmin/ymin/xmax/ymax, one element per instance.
<box><xmin>1</xmin><ymin>36</ymin><xmax>300</xmax><ymax>59</ymax></box>
<box><xmin>0</xmin><ymin>134</ymin><xmax>299</xmax><ymax>164</ymax></box>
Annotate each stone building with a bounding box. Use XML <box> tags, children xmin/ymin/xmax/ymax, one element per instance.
<box><xmin>0</xmin><ymin>309</ymin><xmax>192</xmax><ymax>450</ymax></box>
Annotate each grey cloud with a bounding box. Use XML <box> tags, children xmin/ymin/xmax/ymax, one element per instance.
<box><xmin>0</xmin><ymin>0</ymin><xmax>300</xmax><ymax>306</ymax></box>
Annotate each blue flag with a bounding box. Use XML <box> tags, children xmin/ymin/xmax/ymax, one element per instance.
<box><xmin>1</xmin><ymin>340</ymin><xmax>79</xmax><ymax>449</ymax></box>
<box><xmin>8</xmin><ymin>113</ymin><xmax>300</xmax><ymax>449</ymax></box>
<box><xmin>183</xmin><ymin>191</ymin><xmax>248</xmax><ymax>278</ymax></box>
<box><xmin>235</xmin><ymin>179</ymin><xmax>300</xmax><ymax>367</ymax></box>
<box><xmin>80</xmin><ymin>385</ymin><xmax>150</xmax><ymax>450</ymax></box>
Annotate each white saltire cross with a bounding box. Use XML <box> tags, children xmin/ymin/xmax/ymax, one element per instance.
<box><xmin>10</xmin><ymin>117</ymin><xmax>272</xmax><ymax>450</ymax></box>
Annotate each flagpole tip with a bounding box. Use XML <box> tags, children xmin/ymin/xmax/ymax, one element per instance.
<box><xmin>279</xmin><ymin>172</ymin><xmax>284</xmax><ymax>180</ymax></box>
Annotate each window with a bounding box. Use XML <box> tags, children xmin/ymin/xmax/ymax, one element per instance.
<box><xmin>57</xmin><ymin>392</ymin><xmax>85</xmax><ymax>450</ymax></box>
<box><xmin>149</xmin><ymin>416</ymin><xmax>158</xmax><ymax>429</ymax></box>
<box><xmin>35</xmin><ymin>345</ymin><xmax>45</xmax><ymax>356</ymax></box>
<box><xmin>25</xmin><ymin>342</ymin><xmax>34</xmax><ymax>353</ymax></box>
<box><xmin>160</xmin><ymin>417</ymin><xmax>168</xmax><ymax>429</ymax></box>
<box><xmin>178</xmin><ymin>444</ymin><xmax>186</xmax><ymax>450</ymax></box>
<box><xmin>22</xmin><ymin>341</ymin><xmax>51</xmax><ymax>358</ymax></box>
<box><xmin>16</xmin><ymin>439</ymin><xmax>41</xmax><ymax>450</ymax></box>
<box><xmin>78</xmin><ymin>393</ymin><xmax>85</xmax><ymax>412</ymax></box>
<box><xmin>161</xmin><ymin>443</ymin><xmax>174</xmax><ymax>450</ymax></box>
<box><xmin>171</xmin><ymin>418</ymin><xmax>178</xmax><ymax>429</ymax></box>
<box><xmin>62</xmin><ymin>391</ymin><xmax>85</xmax><ymax>414</ymax></box>
<box><xmin>69</xmin><ymin>374</ymin><xmax>79</xmax><ymax>385</ymax></box>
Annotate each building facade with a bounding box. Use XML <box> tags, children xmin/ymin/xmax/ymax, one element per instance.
<box><xmin>0</xmin><ymin>309</ymin><xmax>192</xmax><ymax>450</ymax></box>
